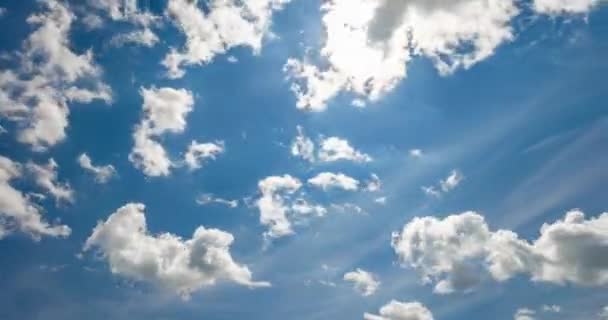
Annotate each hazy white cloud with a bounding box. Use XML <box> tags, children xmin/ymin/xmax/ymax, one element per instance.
<box><xmin>534</xmin><ymin>0</ymin><xmax>598</xmax><ymax>14</ymax></box>
<box><xmin>78</xmin><ymin>153</ymin><xmax>116</xmax><ymax>183</ymax></box>
<box><xmin>541</xmin><ymin>305</ymin><xmax>561</xmax><ymax>313</ymax></box>
<box><xmin>365</xmin><ymin>173</ymin><xmax>382</xmax><ymax>192</ymax></box>
<box><xmin>196</xmin><ymin>193</ymin><xmax>238</xmax><ymax>208</ymax></box>
<box><xmin>286</xmin><ymin>0</ymin><xmax>518</xmax><ymax>110</ymax></box>
<box><xmin>514</xmin><ymin>308</ymin><xmax>536</xmax><ymax>320</ymax></box>
<box><xmin>409</xmin><ymin>149</ymin><xmax>423</xmax><ymax>158</ymax></box>
<box><xmin>84</xmin><ymin>203</ymin><xmax>269</xmax><ymax>298</ymax></box>
<box><xmin>422</xmin><ymin>169</ymin><xmax>464</xmax><ymax>198</ymax></box>
<box><xmin>110</xmin><ymin>28</ymin><xmax>159</xmax><ymax>47</ymax></box>
<box><xmin>318</xmin><ymin>137</ymin><xmax>372</xmax><ymax>163</ymax></box>
<box><xmin>291</xmin><ymin>125</ymin><xmax>315</xmax><ymax>162</ymax></box>
<box><xmin>184</xmin><ymin>140</ymin><xmax>224</xmax><ymax>170</ymax></box>
<box><xmin>308</xmin><ymin>172</ymin><xmax>359</xmax><ymax>191</ymax></box>
<box><xmin>0</xmin><ymin>156</ymin><xmax>70</xmax><ymax>240</ymax></box>
<box><xmin>0</xmin><ymin>7</ymin><xmax>6</xmax><ymax>18</ymax></box>
<box><xmin>0</xmin><ymin>0</ymin><xmax>111</xmax><ymax>150</ymax></box>
<box><xmin>291</xmin><ymin>198</ymin><xmax>327</xmax><ymax>217</ymax></box>
<box><xmin>364</xmin><ymin>300</ymin><xmax>434</xmax><ymax>320</ymax></box>
<box><xmin>256</xmin><ymin>175</ymin><xmax>302</xmax><ymax>238</ymax></box>
<box><xmin>163</xmin><ymin>0</ymin><xmax>291</xmax><ymax>78</ymax></box>
<box><xmin>392</xmin><ymin>210</ymin><xmax>608</xmax><ymax>294</ymax></box>
<box><xmin>27</xmin><ymin>159</ymin><xmax>74</xmax><ymax>205</ymax></box>
<box><xmin>344</xmin><ymin>268</ymin><xmax>380</xmax><ymax>296</ymax></box>
<box><xmin>129</xmin><ymin>87</ymin><xmax>194</xmax><ymax>177</ymax></box>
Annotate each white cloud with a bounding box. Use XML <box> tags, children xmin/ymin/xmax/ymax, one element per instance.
<box><xmin>343</xmin><ymin>268</ymin><xmax>380</xmax><ymax>296</ymax></box>
<box><xmin>0</xmin><ymin>0</ymin><xmax>111</xmax><ymax>150</ymax></box>
<box><xmin>81</xmin><ymin>13</ymin><xmax>104</xmax><ymax>30</ymax></box>
<box><xmin>514</xmin><ymin>308</ymin><xmax>536</xmax><ymax>320</ymax></box>
<box><xmin>375</xmin><ymin>197</ymin><xmax>387</xmax><ymax>205</ymax></box>
<box><xmin>0</xmin><ymin>155</ymin><xmax>70</xmax><ymax>240</ymax></box>
<box><xmin>409</xmin><ymin>149</ymin><xmax>423</xmax><ymax>158</ymax></box>
<box><xmin>533</xmin><ymin>0</ymin><xmax>598</xmax><ymax>14</ymax></box>
<box><xmin>26</xmin><ymin>159</ymin><xmax>74</xmax><ymax>204</ymax></box>
<box><xmin>392</xmin><ymin>209</ymin><xmax>608</xmax><ymax>294</ymax></box>
<box><xmin>440</xmin><ymin>170</ymin><xmax>464</xmax><ymax>192</ymax></box>
<box><xmin>318</xmin><ymin>137</ymin><xmax>372</xmax><ymax>163</ymax></box>
<box><xmin>364</xmin><ymin>300</ymin><xmax>434</xmax><ymax>320</ymax></box>
<box><xmin>308</xmin><ymin>172</ymin><xmax>359</xmax><ymax>191</ymax></box>
<box><xmin>129</xmin><ymin>87</ymin><xmax>194</xmax><ymax>177</ymax></box>
<box><xmin>0</xmin><ymin>7</ymin><xmax>6</xmax><ymax>18</ymax></box>
<box><xmin>196</xmin><ymin>193</ymin><xmax>238</xmax><ymax>208</ymax></box>
<box><xmin>78</xmin><ymin>153</ymin><xmax>116</xmax><ymax>183</ymax></box>
<box><xmin>600</xmin><ymin>306</ymin><xmax>608</xmax><ymax>319</ymax></box>
<box><xmin>163</xmin><ymin>0</ymin><xmax>291</xmax><ymax>79</ymax></box>
<box><xmin>291</xmin><ymin>198</ymin><xmax>327</xmax><ymax>217</ymax></box>
<box><xmin>422</xmin><ymin>169</ymin><xmax>464</xmax><ymax>198</ymax></box>
<box><xmin>365</xmin><ymin>173</ymin><xmax>382</xmax><ymax>192</ymax></box>
<box><xmin>184</xmin><ymin>140</ymin><xmax>224</xmax><ymax>170</ymax></box>
<box><xmin>256</xmin><ymin>175</ymin><xmax>302</xmax><ymax>238</ymax></box>
<box><xmin>291</xmin><ymin>125</ymin><xmax>315</xmax><ymax>162</ymax></box>
<box><xmin>285</xmin><ymin>0</ymin><xmax>518</xmax><ymax>110</ymax></box>
<box><xmin>541</xmin><ymin>305</ymin><xmax>561</xmax><ymax>313</ymax></box>
<box><xmin>83</xmin><ymin>203</ymin><xmax>269</xmax><ymax>298</ymax></box>
<box><xmin>110</xmin><ymin>28</ymin><xmax>159</xmax><ymax>47</ymax></box>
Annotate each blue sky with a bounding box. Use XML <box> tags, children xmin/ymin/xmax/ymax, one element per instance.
<box><xmin>0</xmin><ymin>0</ymin><xmax>607</xmax><ymax>319</ymax></box>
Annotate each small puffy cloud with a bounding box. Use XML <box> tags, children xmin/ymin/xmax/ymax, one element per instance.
<box><xmin>83</xmin><ymin>203</ymin><xmax>269</xmax><ymax>298</ymax></box>
<box><xmin>256</xmin><ymin>175</ymin><xmax>302</xmax><ymax>238</ymax></box>
<box><xmin>163</xmin><ymin>0</ymin><xmax>291</xmax><ymax>78</ymax></box>
<box><xmin>285</xmin><ymin>0</ymin><xmax>518</xmax><ymax>110</ymax></box>
<box><xmin>364</xmin><ymin>300</ymin><xmax>434</xmax><ymax>320</ymax></box>
<box><xmin>392</xmin><ymin>209</ymin><xmax>608</xmax><ymax>294</ymax></box>
<box><xmin>0</xmin><ymin>0</ymin><xmax>111</xmax><ymax>150</ymax></box>
<box><xmin>196</xmin><ymin>193</ymin><xmax>238</xmax><ymax>208</ymax></box>
<box><xmin>533</xmin><ymin>0</ymin><xmax>598</xmax><ymax>14</ymax></box>
<box><xmin>291</xmin><ymin>125</ymin><xmax>315</xmax><ymax>162</ymax></box>
<box><xmin>308</xmin><ymin>172</ymin><xmax>359</xmax><ymax>191</ymax></box>
<box><xmin>343</xmin><ymin>268</ymin><xmax>380</xmax><ymax>296</ymax></box>
<box><xmin>318</xmin><ymin>137</ymin><xmax>372</xmax><ymax>163</ymax></box>
<box><xmin>291</xmin><ymin>198</ymin><xmax>327</xmax><ymax>217</ymax></box>
<box><xmin>77</xmin><ymin>153</ymin><xmax>116</xmax><ymax>183</ymax></box>
<box><xmin>129</xmin><ymin>87</ymin><xmax>194</xmax><ymax>177</ymax></box>
<box><xmin>0</xmin><ymin>156</ymin><xmax>70</xmax><ymax>240</ymax></box>
<box><xmin>184</xmin><ymin>140</ymin><xmax>224</xmax><ymax>170</ymax></box>
<box><xmin>110</xmin><ymin>28</ymin><xmax>159</xmax><ymax>47</ymax></box>
<box><xmin>514</xmin><ymin>308</ymin><xmax>536</xmax><ymax>320</ymax></box>
<box><xmin>26</xmin><ymin>159</ymin><xmax>74</xmax><ymax>204</ymax></box>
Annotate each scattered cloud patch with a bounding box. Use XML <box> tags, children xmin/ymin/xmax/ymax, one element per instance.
<box><xmin>343</xmin><ymin>268</ymin><xmax>380</xmax><ymax>296</ymax></box>
<box><xmin>256</xmin><ymin>175</ymin><xmax>302</xmax><ymax>238</ymax></box>
<box><xmin>196</xmin><ymin>193</ymin><xmax>238</xmax><ymax>208</ymax></box>
<box><xmin>514</xmin><ymin>308</ymin><xmax>537</xmax><ymax>320</ymax></box>
<box><xmin>0</xmin><ymin>156</ymin><xmax>70</xmax><ymax>240</ymax></box>
<box><xmin>83</xmin><ymin>203</ymin><xmax>270</xmax><ymax>298</ymax></box>
<box><xmin>422</xmin><ymin>169</ymin><xmax>464</xmax><ymax>198</ymax></box>
<box><xmin>78</xmin><ymin>153</ymin><xmax>116</xmax><ymax>184</ymax></box>
<box><xmin>184</xmin><ymin>140</ymin><xmax>225</xmax><ymax>170</ymax></box>
<box><xmin>308</xmin><ymin>172</ymin><xmax>359</xmax><ymax>191</ymax></box>
<box><xmin>318</xmin><ymin>137</ymin><xmax>372</xmax><ymax>163</ymax></box>
<box><xmin>27</xmin><ymin>159</ymin><xmax>74</xmax><ymax>205</ymax></box>
<box><xmin>364</xmin><ymin>300</ymin><xmax>434</xmax><ymax>320</ymax></box>
<box><xmin>291</xmin><ymin>125</ymin><xmax>315</xmax><ymax>162</ymax></box>
<box><xmin>533</xmin><ymin>0</ymin><xmax>598</xmax><ymax>14</ymax></box>
<box><xmin>129</xmin><ymin>87</ymin><xmax>194</xmax><ymax>177</ymax></box>
<box><xmin>392</xmin><ymin>210</ymin><xmax>608</xmax><ymax>294</ymax></box>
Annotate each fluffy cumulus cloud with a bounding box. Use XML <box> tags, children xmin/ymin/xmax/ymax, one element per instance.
<box><xmin>77</xmin><ymin>153</ymin><xmax>116</xmax><ymax>183</ymax></box>
<box><xmin>163</xmin><ymin>0</ymin><xmax>291</xmax><ymax>78</ymax></box>
<box><xmin>533</xmin><ymin>0</ymin><xmax>598</xmax><ymax>14</ymax></box>
<box><xmin>308</xmin><ymin>172</ymin><xmax>359</xmax><ymax>191</ymax></box>
<box><xmin>392</xmin><ymin>210</ymin><xmax>608</xmax><ymax>294</ymax></box>
<box><xmin>184</xmin><ymin>140</ymin><xmax>225</xmax><ymax>170</ymax></box>
<box><xmin>291</xmin><ymin>125</ymin><xmax>315</xmax><ymax>162</ymax></box>
<box><xmin>285</xmin><ymin>0</ymin><xmax>519</xmax><ymax>110</ymax></box>
<box><xmin>0</xmin><ymin>0</ymin><xmax>111</xmax><ymax>150</ymax></box>
<box><xmin>364</xmin><ymin>300</ymin><xmax>434</xmax><ymax>320</ymax></box>
<box><xmin>256</xmin><ymin>175</ymin><xmax>302</xmax><ymax>238</ymax></box>
<box><xmin>343</xmin><ymin>268</ymin><xmax>380</xmax><ymax>296</ymax></box>
<box><xmin>90</xmin><ymin>0</ymin><xmax>161</xmax><ymax>47</ymax></box>
<box><xmin>0</xmin><ymin>156</ymin><xmax>70</xmax><ymax>240</ymax></box>
<box><xmin>129</xmin><ymin>87</ymin><xmax>194</xmax><ymax>177</ymax></box>
<box><xmin>26</xmin><ymin>159</ymin><xmax>74</xmax><ymax>205</ymax></box>
<box><xmin>318</xmin><ymin>137</ymin><xmax>372</xmax><ymax>163</ymax></box>
<box><xmin>83</xmin><ymin>203</ymin><xmax>269</xmax><ymax>298</ymax></box>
